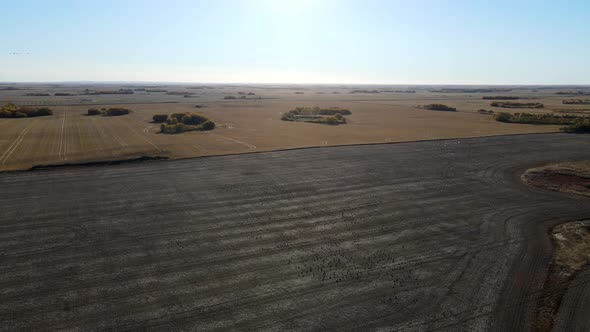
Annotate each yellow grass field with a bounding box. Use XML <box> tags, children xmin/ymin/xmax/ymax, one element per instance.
<box><xmin>1</xmin><ymin>84</ymin><xmax>583</xmax><ymax>171</ymax></box>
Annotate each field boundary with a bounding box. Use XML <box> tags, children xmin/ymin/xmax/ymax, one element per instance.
<box><xmin>0</xmin><ymin>131</ymin><xmax>574</xmax><ymax>174</ymax></box>
<box><xmin>30</xmin><ymin>155</ymin><xmax>169</xmax><ymax>170</ymax></box>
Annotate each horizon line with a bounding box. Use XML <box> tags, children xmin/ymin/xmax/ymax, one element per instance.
<box><xmin>1</xmin><ymin>81</ymin><xmax>590</xmax><ymax>87</ymax></box>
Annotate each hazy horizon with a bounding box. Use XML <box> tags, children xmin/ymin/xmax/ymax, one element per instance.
<box><xmin>2</xmin><ymin>0</ymin><xmax>589</xmax><ymax>85</ymax></box>
<box><xmin>3</xmin><ymin>81</ymin><xmax>590</xmax><ymax>87</ymax></box>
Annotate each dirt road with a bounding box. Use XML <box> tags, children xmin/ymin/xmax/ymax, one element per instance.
<box><xmin>0</xmin><ymin>133</ymin><xmax>589</xmax><ymax>330</ymax></box>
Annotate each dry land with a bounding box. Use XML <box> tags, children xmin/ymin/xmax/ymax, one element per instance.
<box><xmin>522</xmin><ymin>161</ymin><xmax>590</xmax><ymax>197</ymax></box>
<box><xmin>1</xmin><ymin>133</ymin><xmax>590</xmax><ymax>330</ymax></box>
<box><xmin>2</xmin><ymin>84</ymin><xmax>589</xmax><ymax>170</ymax></box>
<box><xmin>522</xmin><ymin>161</ymin><xmax>590</xmax><ymax>331</ymax></box>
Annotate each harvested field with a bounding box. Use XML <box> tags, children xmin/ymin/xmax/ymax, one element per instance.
<box><xmin>1</xmin><ymin>83</ymin><xmax>580</xmax><ymax>170</ymax></box>
<box><xmin>1</xmin><ymin>134</ymin><xmax>590</xmax><ymax>330</ymax></box>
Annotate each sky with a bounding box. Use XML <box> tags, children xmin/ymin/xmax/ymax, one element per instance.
<box><xmin>1</xmin><ymin>0</ymin><xmax>589</xmax><ymax>84</ymax></box>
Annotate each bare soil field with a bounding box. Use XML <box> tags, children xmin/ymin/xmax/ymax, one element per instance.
<box><xmin>2</xmin><ymin>84</ymin><xmax>587</xmax><ymax>170</ymax></box>
<box><xmin>1</xmin><ymin>133</ymin><xmax>590</xmax><ymax>330</ymax></box>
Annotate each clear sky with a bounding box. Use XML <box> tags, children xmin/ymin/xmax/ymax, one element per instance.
<box><xmin>1</xmin><ymin>0</ymin><xmax>589</xmax><ymax>84</ymax></box>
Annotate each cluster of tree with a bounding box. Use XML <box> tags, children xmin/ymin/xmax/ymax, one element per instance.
<box><xmin>224</xmin><ymin>95</ymin><xmax>257</xmax><ymax>100</ymax></box>
<box><xmin>423</xmin><ymin>104</ymin><xmax>457</xmax><ymax>112</ymax></box>
<box><xmin>0</xmin><ymin>87</ymin><xmax>23</xmax><ymax>91</ymax></box>
<box><xmin>494</xmin><ymin>112</ymin><xmax>582</xmax><ymax>125</ymax></box>
<box><xmin>145</xmin><ymin>89</ymin><xmax>168</xmax><ymax>93</ymax></box>
<box><xmin>490</xmin><ymin>102</ymin><xmax>544</xmax><ymax>108</ymax></box>
<box><xmin>478</xmin><ymin>109</ymin><xmax>495</xmax><ymax>115</ymax></box>
<box><xmin>82</xmin><ymin>89</ymin><xmax>134</xmax><ymax>95</ymax></box>
<box><xmin>166</xmin><ymin>91</ymin><xmax>195</xmax><ymax>96</ymax></box>
<box><xmin>187</xmin><ymin>85</ymin><xmax>215</xmax><ymax>89</ymax></box>
<box><xmin>86</xmin><ymin>107</ymin><xmax>131</xmax><ymax>116</ymax></box>
<box><xmin>54</xmin><ymin>93</ymin><xmax>76</xmax><ymax>96</ymax></box>
<box><xmin>281</xmin><ymin>107</ymin><xmax>350</xmax><ymax>125</ymax></box>
<box><xmin>155</xmin><ymin>112</ymin><xmax>215</xmax><ymax>134</ymax></box>
<box><xmin>24</xmin><ymin>93</ymin><xmax>50</xmax><ymax>96</ymax></box>
<box><xmin>286</xmin><ymin>107</ymin><xmax>352</xmax><ymax>116</ymax></box>
<box><xmin>0</xmin><ymin>103</ymin><xmax>53</xmax><ymax>118</ymax></box>
<box><xmin>430</xmin><ymin>88</ymin><xmax>512</xmax><ymax>93</ymax></box>
<box><xmin>350</xmin><ymin>90</ymin><xmax>380</xmax><ymax>94</ymax></box>
<box><xmin>561</xmin><ymin>118</ymin><xmax>590</xmax><ymax>133</ymax></box>
<box><xmin>556</xmin><ymin>91</ymin><xmax>590</xmax><ymax>95</ymax></box>
<box><xmin>105</xmin><ymin>108</ymin><xmax>131</xmax><ymax>116</ymax></box>
<box><xmin>152</xmin><ymin>114</ymin><xmax>169</xmax><ymax>122</ymax></box>
<box><xmin>237</xmin><ymin>92</ymin><xmax>256</xmax><ymax>95</ymax></box>
<box><xmin>294</xmin><ymin>91</ymin><xmax>305</xmax><ymax>94</ymax></box>
<box><xmin>322</xmin><ymin>114</ymin><xmax>345</xmax><ymax>125</ymax></box>
<box><xmin>562</xmin><ymin>99</ymin><xmax>590</xmax><ymax>105</ymax></box>
<box><xmin>482</xmin><ymin>96</ymin><xmax>521</xmax><ymax>100</ymax></box>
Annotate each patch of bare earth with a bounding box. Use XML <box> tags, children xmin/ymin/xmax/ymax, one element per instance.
<box><xmin>523</xmin><ymin>162</ymin><xmax>590</xmax><ymax>331</ymax></box>
<box><xmin>522</xmin><ymin>161</ymin><xmax>590</xmax><ymax>197</ymax></box>
<box><xmin>534</xmin><ymin>222</ymin><xmax>590</xmax><ymax>331</ymax></box>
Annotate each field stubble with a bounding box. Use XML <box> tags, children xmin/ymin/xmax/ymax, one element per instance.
<box><xmin>0</xmin><ymin>93</ymin><xmax>566</xmax><ymax>170</ymax></box>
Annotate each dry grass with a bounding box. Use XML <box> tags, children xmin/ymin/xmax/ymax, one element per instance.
<box><xmin>535</xmin><ymin>221</ymin><xmax>590</xmax><ymax>332</ymax></box>
<box><xmin>0</xmin><ymin>86</ymin><xmax>573</xmax><ymax>170</ymax></box>
<box><xmin>552</xmin><ymin>222</ymin><xmax>590</xmax><ymax>272</ymax></box>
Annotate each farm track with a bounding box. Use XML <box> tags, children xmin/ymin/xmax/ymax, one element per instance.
<box><xmin>58</xmin><ymin>109</ymin><xmax>67</xmax><ymax>160</ymax></box>
<box><xmin>209</xmin><ymin>132</ymin><xmax>257</xmax><ymax>149</ymax></box>
<box><xmin>0</xmin><ymin>120</ymin><xmax>38</xmax><ymax>165</ymax></box>
<box><xmin>1</xmin><ymin>134</ymin><xmax>590</xmax><ymax>330</ymax></box>
<box><xmin>123</xmin><ymin>116</ymin><xmax>161</xmax><ymax>152</ymax></box>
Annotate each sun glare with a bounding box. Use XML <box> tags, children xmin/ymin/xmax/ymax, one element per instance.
<box><xmin>263</xmin><ymin>0</ymin><xmax>319</xmax><ymax>15</ymax></box>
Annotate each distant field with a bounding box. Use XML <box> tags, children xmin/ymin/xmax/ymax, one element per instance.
<box><xmin>0</xmin><ymin>84</ymin><xmax>587</xmax><ymax>170</ymax></box>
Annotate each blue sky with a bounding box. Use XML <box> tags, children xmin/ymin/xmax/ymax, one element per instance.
<box><xmin>1</xmin><ymin>0</ymin><xmax>589</xmax><ymax>84</ymax></box>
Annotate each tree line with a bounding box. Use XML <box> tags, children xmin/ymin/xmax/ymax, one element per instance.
<box><xmin>152</xmin><ymin>112</ymin><xmax>215</xmax><ymax>133</ymax></box>
<box><xmin>0</xmin><ymin>103</ymin><xmax>53</xmax><ymax>118</ymax></box>
<box><xmin>87</xmin><ymin>108</ymin><xmax>131</xmax><ymax>116</ymax></box>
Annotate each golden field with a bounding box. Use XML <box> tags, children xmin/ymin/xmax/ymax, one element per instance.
<box><xmin>1</xmin><ymin>84</ymin><xmax>586</xmax><ymax>170</ymax></box>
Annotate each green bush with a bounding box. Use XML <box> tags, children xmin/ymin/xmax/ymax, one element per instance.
<box><xmin>281</xmin><ymin>107</ymin><xmax>351</xmax><ymax>125</ymax></box>
<box><xmin>152</xmin><ymin>114</ymin><xmax>168</xmax><ymax>122</ymax></box>
<box><xmin>24</xmin><ymin>93</ymin><xmax>50</xmax><ymax>96</ymax></box>
<box><xmin>490</xmin><ymin>102</ymin><xmax>544</xmax><ymax>108</ymax></box>
<box><xmin>87</xmin><ymin>109</ymin><xmax>102</xmax><ymax>116</ymax></box>
<box><xmin>423</xmin><ymin>104</ymin><xmax>457</xmax><ymax>112</ymax></box>
<box><xmin>494</xmin><ymin>112</ymin><xmax>583</xmax><ymax>125</ymax></box>
<box><xmin>201</xmin><ymin>120</ymin><xmax>215</xmax><ymax>130</ymax></box>
<box><xmin>494</xmin><ymin>112</ymin><xmax>512</xmax><ymax>122</ymax></box>
<box><xmin>482</xmin><ymin>96</ymin><xmax>520</xmax><ymax>100</ymax></box>
<box><xmin>104</xmin><ymin>108</ymin><xmax>130</xmax><ymax>116</ymax></box>
<box><xmin>0</xmin><ymin>103</ymin><xmax>53</xmax><ymax>118</ymax></box>
<box><xmin>181</xmin><ymin>113</ymin><xmax>208</xmax><ymax>125</ymax></box>
<box><xmin>170</xmin><ymin>113</ymin><xmax>186</xmax><ymax>121</ymax></box>
<box><xmin>324</xmin><ymin>116</ymin><xmax>340</xmax><ymax>125</ymax></box>
<box><xmin>157</xmin><ymin>112</ymin><xmax>215</xmax><ymax>133</ymax></box>
<box><xmin>478</xmin><ymin>109</ymin><xmax>494</xmax><ymax>115</ymax></box>
<box><xmin>562</xmin><ymin>99</ymin><xmax>590</xmax><ymax>105</ymax></box>
<box><xmin>561</xmin><ymin>118</ymin><xmax>590</xmax><ymax>133</ymax></box>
